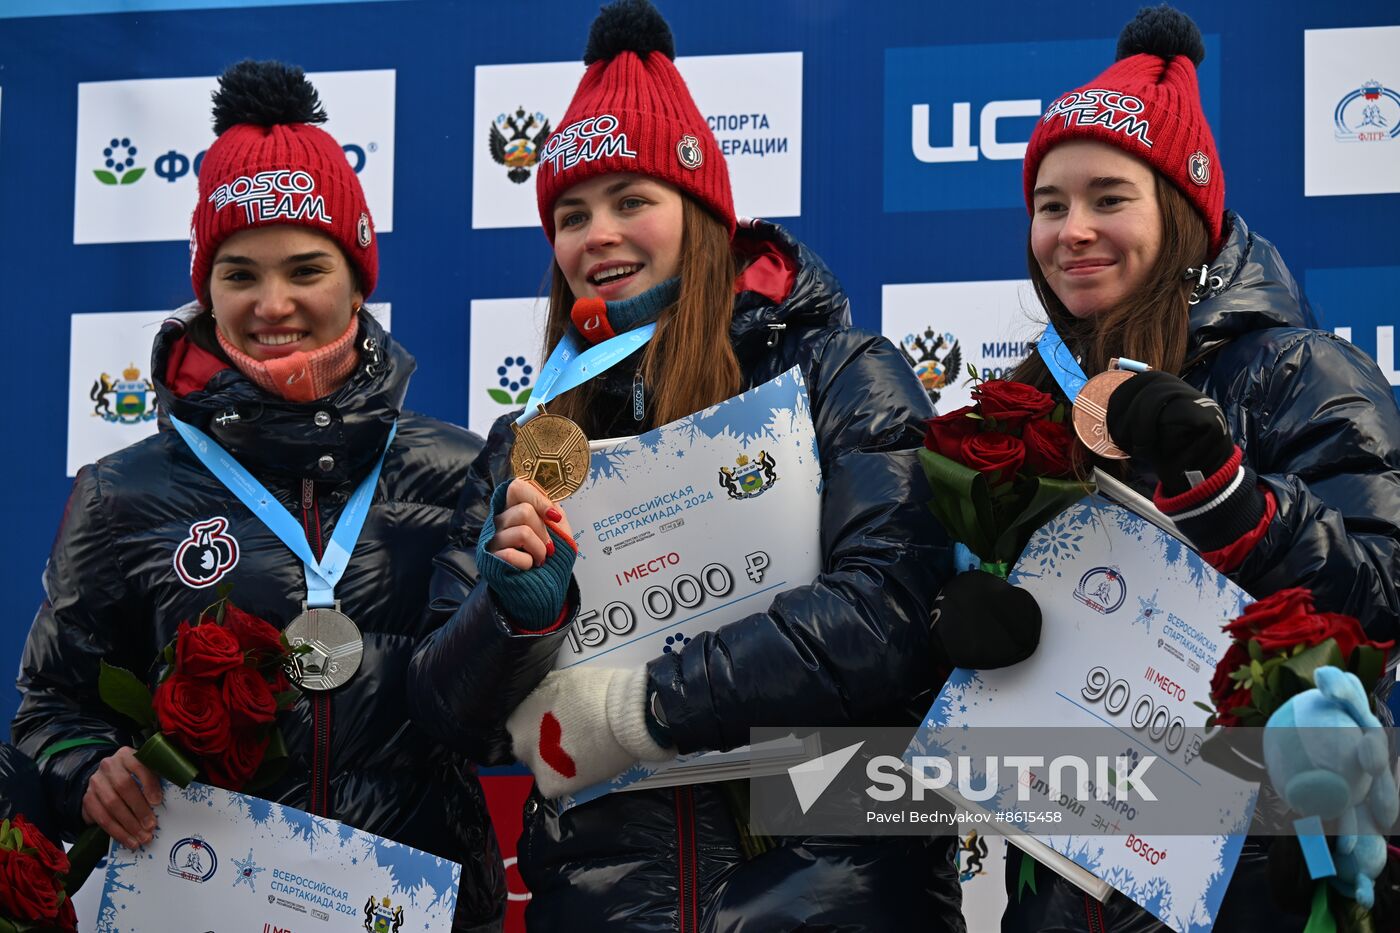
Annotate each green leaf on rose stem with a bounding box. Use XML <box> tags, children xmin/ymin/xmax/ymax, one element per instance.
<box><xmin>1193</xmin><ymin>700</ymin><xmax>1215</xmax><ymax>714</ymax></box>
<box><xmin>0</xmin><ymin>915</ymin><xmax>21</xmax><ymax>932</ymax></box>
<box><xmin>488</xmin><ymin>388</ymin><xmax>514</xmax><ymax>405</ymax></box>
<box><xmin>274</xmin><ymin>690</ymin><xmax>300</xmax><ymax>709</ymax></box>
<box><xmin>1351</xmin><ymin>645</ymin><xmax>1385</xmax><ymax>692</ymax></box>
<box><xmin>265</xmin><ymin>728</ymin><xmax>289</xmax><ymax>762</ymax></box>
<box><xmin>1050</xmin><ymin>403</ymin><xmax>1066</xmax><ymax>424</ymax></box>
<box><xmin>1279</xmin><ymin>638</ymin><xmax>1344</xmax><ymax>689</ymax></box>
<box><xmin>1249</xmin><ymin>659</ymin><xmax>1265</xmax><ymax>680</ymax></box>
<box><xmin>135</xmin><ymin>732</ymin><xmax>199</xmax><ymax>789</ymax></box>
<box><xmin>98</xmin><ymin>660</ymin><xmax>157</xmax><ymax>730</ymax></box>
<box><xmin>1247</xmin><ymin>638</ymin><xmax>1264</xmax><ymax>662</ymax></box>
<box><xmin>967</xmin><ymin>363</ymin><xmax>980</xmax><ymax>385</ymax></box>
<box><xmin>989</xmin><ymin>475</ymin><xmax>1093</xmax><ymax>566</ymax></box>
<box><xmin>918</xmin><ymin>448</ymin><xmax>998</xmax><ymax>560</ymax></box>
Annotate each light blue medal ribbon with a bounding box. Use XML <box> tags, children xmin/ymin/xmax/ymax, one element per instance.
<box><xmin>1035</xmin><ymin>320</ymin><xmax>1149</xmax><ymax>404</ymax></box>
<box><xmin>1034</xmin><ymin>320</ymin><xmax>1089</xmax><ymax>403</ymax></box>
<box><xmin>168</xmin><ymin>414</ymin><xmax>396</xmax><ymax>609</ymax></box>
<box><xmin>516</xmin><ymin>277</ymin><xmax>680</xmax><ymax>426</ymax></box>
<box><xmin>518</xmin><ymin>325</ymin><xmax>656</xmax><ymax>426</ymax></box>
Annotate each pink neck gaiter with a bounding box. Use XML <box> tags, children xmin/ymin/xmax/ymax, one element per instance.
<box><xmin>216</xmin><ymin>315</ymin><xmax>361</xmax><ymax>403</ymax></box>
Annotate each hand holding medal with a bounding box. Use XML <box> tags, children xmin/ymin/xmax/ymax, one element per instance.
<box><xmin>488</xmin><ymin>478</ymin><xmax>576</xmax><ymax>571</ymax></box>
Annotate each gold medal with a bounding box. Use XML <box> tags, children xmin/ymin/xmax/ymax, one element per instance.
<box><xmin>1072</xmin><ymin>359</ymin><xmax>1149</xmax><ymax>460</ymax></box>
<box><xmin>511</xmin><ymin>407</ymin><xmax>591</xmax><ymax>501</ymax></box>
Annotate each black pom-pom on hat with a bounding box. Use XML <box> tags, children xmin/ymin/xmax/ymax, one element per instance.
<box><xmin>211</xmin><ymin>60</ymin><xmax>328</xmax><ymax>136</ymax></box>
<box><xmin>583</xmin><ymin>0</ymin><xmax>676</xmax><ymax>65</ymax></box>
<box><xmin>1115</xmin><ymin>4</ymin><xmax>1206</xmax><ymax>67</ymax></box>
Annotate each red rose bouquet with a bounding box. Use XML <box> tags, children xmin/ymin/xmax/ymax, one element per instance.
<box><xmin>1199</xmin><ymin>588</ymin><xmax>1395</xmax><ymax>932</ymax></box>
<box><xmin>1201</xmin><ymin>587</ymin><xmax>1392</xmax><ymax>731</ymax></box>
<box><xmin>0</xmin><ymin>815</ymin><xmax>76</xmax><ymax>933</ymax></box>
<box><xmin>98</xmin><ymin>594</ymin><xmax>300</xmax><ymax>793</ymax></box>
<box><xmin>921</xmin><ymin>373</ymin><xmax>1091</xmax><ymax>576</ymax></box>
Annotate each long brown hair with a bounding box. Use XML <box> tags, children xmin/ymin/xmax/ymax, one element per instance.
<box><xmin>540</xmin><ymin>196</ymin><xmax>742</xmax><ymax>435</ymax></box>
<box><xmin>1008</xmin><ymin>173</ymin><xmax>1210</xmax><ymax>391</ymax></box>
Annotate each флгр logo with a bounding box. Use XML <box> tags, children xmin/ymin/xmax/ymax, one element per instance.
<box><xmin>1335</xmin><ymin>79</ymin><xmax>1400</xmax><ymax>142</ymax></box>
<box><xmin>167</xmin><ymin>836</ymin><xmax>218</xmax><ymax>883</ymax></box>
<box><xmin>1073</xmin><ymin>566</ymin><xmax>1127</xmax><ymax>614</ymax></box>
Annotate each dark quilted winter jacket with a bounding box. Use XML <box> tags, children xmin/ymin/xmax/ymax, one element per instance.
<box><xmin>12</xmin><ymin>312</ymin><xmax>506</xmax><ymax>932</ymax></box>
<box><xmin>410</xmin><ymin>220</ymin><xmax>967</xmax><ymax>932</ymax></box>
<box><xmin>1003</xmin><ymin>213</ymin><xmax>1400</xmax><ymax>933</ymax></box>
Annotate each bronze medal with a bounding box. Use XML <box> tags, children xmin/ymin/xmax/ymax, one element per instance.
<box><xmin>1072</xmin><ymin>369</ymin><xmax>1136</xmax><ymax>460</ymax></box>
<box><xmin>511</xmin><ymin>409</ymin><xmax>591</xmax><ymax>501</ymax></box>
<box><xmin>282</xmin><ymin>606</ymin><xmax>363</xmax><ymax>691</ymax></box>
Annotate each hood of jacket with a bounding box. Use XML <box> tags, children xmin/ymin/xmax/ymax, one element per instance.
<box><xmin>151</xmin><ymin>307</ymin><xmax>412</xmax><ymax>485</ymax></box>
<box><xmin>1185</xmin><ymin>212</ymin><xmax>1315</xmax><ymax>369</ymax></box>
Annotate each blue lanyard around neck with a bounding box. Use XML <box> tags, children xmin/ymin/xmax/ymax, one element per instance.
<box><xmin>1035</xmin><ymin>321</ymin><xmax>1150</xmax><ymax>403</ymax></box>
<box><xmin>168</xmin><ymin>415</ymin><xmax>396</xmax><ymax>608</ymax></box>
<box><xmin>1034</xmin><ymin>321</ymin><xmax>1089</xmax><ymax>403</ymax></box>
<box><xmin>517</xmin><ymin>323</ymin><xmax>657</xmax><ymax>427</ymax></box>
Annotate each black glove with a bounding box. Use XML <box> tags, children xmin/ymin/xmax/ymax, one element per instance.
<box><xmin>1105</xmin><ymin>370</ymin><xmax>1232</xmax><ymax>496</ymax></box>
<box><xmin>931</xmin><ymin>570</ymin><xmax>1041</xmax><ymax>669</ymax></box>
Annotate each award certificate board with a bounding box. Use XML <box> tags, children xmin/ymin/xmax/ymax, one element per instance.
<box><xmin>555</xmin><ymin>366</ymin><xmax>823</xmax><ymax>809</ymax></box>
<box><xmin>93</xmin><ymin>781</ymin><xmax>460</xmax><ymax>932</ymax></box>
<box><xmin>908</xmin><ymin>496</ymin><xmax>1258</xmax><ymax>933</ymax></box>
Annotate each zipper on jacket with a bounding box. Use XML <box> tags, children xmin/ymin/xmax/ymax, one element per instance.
<box><xmin>674</xmin><ymin>787</ymin><xmax>698</xmax><ymax>933</ymax></box>
<box><xmin>301</xmin><ymin>478</ymin><xmax>332</xmax><ymax>818</ymax></box>
<box><xmin>1083</xmin><ymin>893</ymin><xmax>1106</xmax><ymax>933</ymax></box>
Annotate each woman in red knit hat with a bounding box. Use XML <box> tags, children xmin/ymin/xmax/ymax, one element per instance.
<box><xmin>13</xmin><ymin>61</ymin><xmax>506</xmax><ymax>931</ymax></box>
<box><xmin>928</xmin><ymin>6</ymin><xmax>1400</xmax><ymax>932</ymax></box>
<box><xmin>410</xmin><ymin>0</ymin><xmax>966</xmax><ymax>928</ymax></box>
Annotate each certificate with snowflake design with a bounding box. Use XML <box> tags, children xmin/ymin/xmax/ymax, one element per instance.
<box><xmin>907</xmin><ymin>496</ymin><xmax>1259</xmax><ymax>933</ymax></box>
<box><xmin>554</xmin><ymin>366</ymin><xmax>823</xmax><ymax>810</ymax></box>
<box><xmin>93</xmin><ymin>781</ymin><xmax>459</xmax><ymax>932</ymax></box>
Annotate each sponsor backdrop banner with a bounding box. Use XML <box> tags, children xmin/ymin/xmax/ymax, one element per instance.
<box><xmin>1</xmin><ymin>2</ymin><xmax>1396</xmax><ymax>923</ymax></box>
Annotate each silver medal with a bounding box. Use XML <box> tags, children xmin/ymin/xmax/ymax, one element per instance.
<box><xmin>282</xmin><ymin>604</ymin><xmax>363</xmax><ymax>691</ymax></box>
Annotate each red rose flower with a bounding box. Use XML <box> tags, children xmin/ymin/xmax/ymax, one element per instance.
<box><xmin>223</xmin><ymin>604</ymin><xmax>284</xmax><ymax>660</ymax></box>
<box><xmin>972</xmin><ymin>380</ymin><xmax>1055</xmax><ymax>428</ymax></box>
<box><xmin>1022</xmin><ymin>418</ymin><xmax>1079</xmax><ymax>477</ymax></box>
<box><xmin>924</xmin><ymin>407</ymin><xmax>980</xmax><ymax>461</ymax></box>
<box><xmin>56</xmin><ymin>891</ymin><xmax>78</xmax><ymax>933</ymax></box>
<box><xmin>959</xmin><ymin>431</ymin><xmax>1026</xmax><ymax>486</ymax></box>
<box><xmin>153</xmin><ymin>673</ymin><xmax>232</xmax><ymax>758</ymax></box>
<box><xmin>11</xmin><ymin>815</ymin><xmax>68</xmax><ymax>877</ymax></box>
<box><xmin>1209</xmin><ymin>643</ymin><xmax>1248</xmax><ymax>708</ymax></box>
<box><xmin>222</xmin><ymin>666</ymin><xmax>278</xmax><ymax>728</ymax></box>
<box><xmin>1225</xmin><ymin>588</ymin><xmax>1316</xmax><ymax>640</ymax></box>
<box><xmin>203</xmin><ymin>729</ymin><xmax>270</xmax><ymax>792</ymax></box>
<box><xmin>1224</xmin><ymin>588</ymin><xmax>1393</xmax><ymax>663</ymax></box>
<box><xmin>0</xmin><ymin>849</ymin><xmax>59</xmax><ymax>922</ymax></box>
<box><xmin>175</xmin><ymin>620</ymin><xmax>244</xmax><ymax>678</ymax></box>
<box><xmin>1212</xmin><ymin>687</ymin><xmax>1254</xmax><ymax>728</ymax></box>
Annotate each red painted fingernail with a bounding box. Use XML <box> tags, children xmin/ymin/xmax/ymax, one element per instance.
<box><xmin>546</xmin><ymin>508</ymin><xmax>563</xmax><ymax>522</ymax></box>
<box><xmin>546</xmin><ymin>541</ymin><xmax>556</xmax><ymax>558</ymax></box>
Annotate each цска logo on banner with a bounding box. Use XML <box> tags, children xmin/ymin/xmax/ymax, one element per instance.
<box><xmin>883</xmin><ymin>37</ymin><xmax>1219</xmax><ymax>213</ymax></box>
<box><xmin>73</xmin><ymin>71</ymin><xmax>395</xmax><ymax>245</ymax></box>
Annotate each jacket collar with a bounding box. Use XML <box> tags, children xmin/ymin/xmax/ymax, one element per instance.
<box><xmin>152</xmin><ymin>305</ymin><xmax>412</xmax><ymax>485</ymax></box>
<box><xmin>729</xmin><ymin>219</ymin><xmax>850</xmax><ymax>362</ymax></box>
<box><xmin>1185</xmin><ymin>212</ymin><xmax>1315</xmax><ymax>367</ymax></box>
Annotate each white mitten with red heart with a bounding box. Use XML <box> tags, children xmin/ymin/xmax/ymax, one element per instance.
<box><xmin>506</xmin><ymin>666</ymin><xmax>673</xmax><ymax>799</ymax></box>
